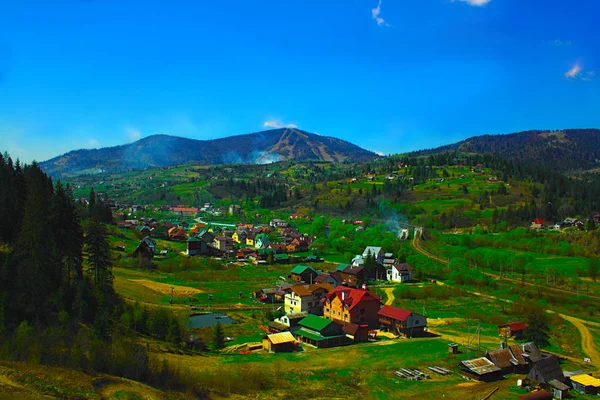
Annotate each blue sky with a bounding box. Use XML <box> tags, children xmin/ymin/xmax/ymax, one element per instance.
<box><xmin>0</xmin><ymin>0</ymin><xmax>598</xmax><ymax>162</ymax></box>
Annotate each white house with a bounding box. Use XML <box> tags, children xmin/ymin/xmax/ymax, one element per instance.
<box><xmin>284</xmin><ymin>284</ymin><xmax>332</xmax><ymax>315</ymax></box>
<box><xmin>362</xmin><ymin>246</ymin><xmax>384</xmax><ymax>261</ymax></box>
<box><xmin>387</xmin><ymin>263</ymin><xmax>413</xmax><ymax>283</ymax></box>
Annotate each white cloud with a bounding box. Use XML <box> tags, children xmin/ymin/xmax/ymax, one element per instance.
<box><xmin>565</xmin><ymin>63</ymin><xmax>583</xmax><ymax>79</ymax></box>
<box><xmin>373</xmin><ymin>150</ymin><xmax>386</xmax><ymax>156</ymax></box>
<box><xmin>126</xmin><ymin>126</ymin><xmax>141</xmax><ymax>142</ymax></box>
<box><xmin>88</xmin><ymin>138</ymin><xmax>100</xmax><ymax>148</ymax></box>
<box><xmin>371</xmin><ymin>0</ymin><xmax>390</xmax><ymax>26</ymax></box>
<box><xmin>582</xmin><ymin>71</ymin><xmax>596</xmax><ymax>81</ymax></box>
<box><xmin>551</xmin><ymin>39</ymin><xmax>572</xmax><ymax>46</ymax></box>
<box><xmin>454</xmin><ymin>0</ymin><xmax>491</xmax><ymax>6</ymax></box>
<box><xmin>263</xmin><ymin>120</ymin><xmax>298</xmax><ymax>129</ymax></box>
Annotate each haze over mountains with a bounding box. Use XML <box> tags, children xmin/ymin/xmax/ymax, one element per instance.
<box><xmin>40</xmin><ymin>128</ymin><xmax>380</xmax><ymax>177</ymax></box>
<box><xmin>39</xmin><ymin>127</ymin><xmax>600</xmax><ymax>177</ymax></box>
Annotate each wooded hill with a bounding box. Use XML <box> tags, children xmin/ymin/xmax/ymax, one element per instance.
<box><xmin>40</xmin><ymin>128</ymin><xmax>380</xmax><ymax>178</ymax></box>
<box><xmin>419</xmin><ymin>128</ymin><xmax>600</xmax><ymax>173</ymax></box>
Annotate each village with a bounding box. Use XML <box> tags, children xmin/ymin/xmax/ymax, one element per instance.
<box><xmin>115</xmin><ymin>205</ymin><xmax>600</xmax><ymax>400</ymax></box>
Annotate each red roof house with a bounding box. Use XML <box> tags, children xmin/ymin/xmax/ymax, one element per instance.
<box><xmin>322</xmin><ymin>287</ymin><xmax>381</xmax><ymax>327</ymax></box>
<box><xmin>378</xmin><ymin>305</ymin><xmax>427</xmax><ymax>337</ymax></box>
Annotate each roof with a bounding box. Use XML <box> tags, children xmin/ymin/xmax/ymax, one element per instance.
<box><xmin>342</xmin><ymin>265</ymin><xmax>365</xmax><ymax>276</ymax></box>
<box><xmin>570</xmin><ymin>374</ymin><xmax>600</xmax><ymax>387</ymax></box>
<box><xmin>340</xmin><ymin>322</ymin><xmax>366</xmax><ymax>335</ymax></box>
<box><xmin>499</xmin><ymin>321</ymin><xmax>528</xmax><ymax>331</ymax></box>
<box><xmin>548</xmin><ymin>379</ymin><xmax>570</xmax><ymax>391</ymax></box>
<box><xmin>290</xmin><ymin>265</ymin><xmax>317</xmax><ymax>275</ymax></box>
<box><xmin>460</xmin><ymin>357</ymin><xmax>501</xmax><ymax>375</ymax></box>
<box><xmin>393</xmin><ymin>263</ymin><xmax>413</xmax><ymax>273</ymax></box>
<box><xmin>363</xmin><ymin>246</ymin><xmax>382</xmax><ymax>257</ymax></box>
<box><xmin>268</xmin><ymin>320</ymin><xmax>289</xmax><ymax>331</ymax></box>
<box><xmin>326</xmin><ymin>287</ymin><xmax>381</xmax><ymax>310</ymax></box>
<box><xmin>509</xmin><ymin>342</ymin><xmax>542</xmax><ymax>364</ymax></box>
<box><xmin>289</xmin><ymin>285</ymin><xmax>312</xmax><ymax>297</ymax></box>
<box><xmin>486</xmin><ymin>349</ymin><xmax>520</xmax><ymax>369</ymax></box>
<box><xmin>274</xmin><ymin>254</ymin><xmax>289</xmax><ymax>260</ymax></box>
<box><xmin>378</xmin><ymin>305</ymin><xmax>413</xmax><ymax>322</ymax></box>
<box><xmin>298</xmin><ymin>315</ymin><xmax>334</xmax><ymax>332</ymax></box>
<box><xmin>286</xmin><ymin>312</ymin><xmax>308</xmax><ymax>320</ymax></box>
<box><xmin>187</xmin><ymin>236</ymin><xmax>201</xmax><ymax>242</ymax></box>
<box><xmin>294</xmin><ymin>327</ymin><xmax>346</xmax><ymax>342</ymax></box>
<box><xmin>307</xmin><ymin>283</ymin><xmax>334</xmax><ymax>293</ymax></box>
<box><xmin>314</xmin><ymin>273</ymin><xmax>330</xmax><ymax>283</ymax></box>
<box><xmin>336</xmin><ymin>264</ymin><xmax>350</xmax><ymax>271</ymax></box>
<box><xmin>529</xmin><ymin>355</ymin><xmax>564</xmax><ymax>382</ymax></box>
<box><xmin>266</xmin><ymin>331</ymin><xmax>296</xmax><ymax>345</ymax></box>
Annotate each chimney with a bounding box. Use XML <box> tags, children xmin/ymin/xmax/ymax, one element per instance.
<box><xmin>342</xmin><ymin>291</ymin><xmax>347</xmax><ymax>301</ymax></box>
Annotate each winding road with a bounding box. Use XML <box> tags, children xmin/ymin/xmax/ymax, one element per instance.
<box><xmin>412</xmin><ymin>234</ymin><xmax>600</xmax><ymax>368</ymax></box>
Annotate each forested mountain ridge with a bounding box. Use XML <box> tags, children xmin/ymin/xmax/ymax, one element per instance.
<box><xmin>420</xmin><ymin>128</ymin><xmax>600</xmax><ymax>172</ymax></box>
<box><xmin>39</xmin><ymin>128</ymin><xmax>380</xmax><ymax>178</ymax></box>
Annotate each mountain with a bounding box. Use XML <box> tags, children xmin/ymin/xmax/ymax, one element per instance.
<box><xmin>421</xmin><ymin>128</ymin><xmax>600</xmax><ymax>172</ymax></box>
<box><xmin>40</xmin><ymin>128</ymin><xmax>380</xmax><ymax>177</ymax></box>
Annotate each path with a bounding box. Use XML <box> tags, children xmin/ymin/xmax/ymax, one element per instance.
<box><xmin>412</xmin><ymin>235</ymin><xmax>600</xmax><ymax>301</ymax></box>
<box><xmin>382</xmin><ymin>287</ymin><xmax>395</xmax><ymax>306</ymax></box>
<box><xmin>414</xmin><ymin>235</ymin><xmax>600</xmax><ymax>367</ymax></box>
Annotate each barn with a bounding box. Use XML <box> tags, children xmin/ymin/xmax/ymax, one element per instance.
<box><xmin>262</xmin><ymin>332</ymin><xmax>297</xmax><ymax>353</ymax></box>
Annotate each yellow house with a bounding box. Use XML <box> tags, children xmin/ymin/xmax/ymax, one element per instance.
<box><xmin>232</xmin><ymin>231</ymin><xmax>247</xmax><ymax>244</ymax></box>
<box><xmin>246</xmin><ymin>232</ymin><xmax>256</xmax><ymax>247</ymax></box>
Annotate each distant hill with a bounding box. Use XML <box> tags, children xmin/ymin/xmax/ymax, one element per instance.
<box><xmin>40</xmin><ymin>128</ymin><xmax>380</xmax><ymax>177</ymax></box>
<box><xmin>422</xmin><ymin>128</ymin><xmax>600</xmax><ymax>172</ymax></box>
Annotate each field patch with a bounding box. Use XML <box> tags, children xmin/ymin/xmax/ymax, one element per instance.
<box><xmin>129</xmin><ymin>279</ymin><xmax>204</xmax><ymax>297</ymax></box>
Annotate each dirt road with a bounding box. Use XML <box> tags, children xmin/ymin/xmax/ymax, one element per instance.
<box><xmin>382</xmin><ymin>287</ymin><xmax>395</xmax><ymax>306</ymax></box>
<box><xmin>413</xmin><ymin>236</ymin><xmax>600</xmax><ymax>367</ymax></box>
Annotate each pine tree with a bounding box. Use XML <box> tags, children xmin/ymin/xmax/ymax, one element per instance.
<box><xmin>523</xmin><ymin>307</ymin><xmax>550</xmax><ymax>348</ymax></box>
<box><xmin>85</xmin><ymin>220</ymin><xmax>112</xmax><ymax>287</ymax></box>
<box><xmin>212</xmin><ymin>321</ymin><xmax>225</xmax><ymax>350</ymax></box>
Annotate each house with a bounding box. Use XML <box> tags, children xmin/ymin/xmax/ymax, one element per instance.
<box><xmin>314</xmin><ymin>273</ymin><xmax>340</xmax><ymax>288</ymax></box>
<box><xmin>171</xmin><ymin>207</ymin><xmax>199</xmax><ymax>217</ymax></box>
<box><xmin>362</xmin><ymin>246</ymin><xmax>384</xmax><ymax>262</ymax></box>
<box><xmin>382</xmin><ymin>253</ymin><xmax>396</xmax><ymax>266</ymax></box>
<box><xmin>246</xmin><ymin>232</ymin><xmax>257</xmax><ymax>247</ymax></box>
<box><xmin>387</xmin><ymin>263</ymin><xmax>413</xmax><ymax>282</ymax></box>
<box><xmin>262</xmin><ymin>331</ymin><xmax>297</xmax><ymax>353</ymax></box>
<box><xmin>548</xmin><ymin>379</ymin><xmax>570</xmax><ymax>399</ymax></box>
<box><xmin>323</xmin><ymin>287</ymin><xmax>381</xmax><ymax>327</ymax></box>
<box><xmin>294</xmin><ymin>315</ymin><xmax>352</xmax><ymax>348</ymax></box>
<box><xmin>255</xmin><ymin>233</ymin><xmax>271</xmax><ymax>249</ymax></box>
<box><xmin>527</xmin><ymin>355</ymin><xmax>564</xmax><ymax>385</ymax></box>
<box><xmin>509</xmin><ymin>342</ymin><xmax>543</xmax><ymax>365</ymax></box>
<box><xmin>137</xmin><ymin>225</ymin><xmax>152</xmax><ymax>235</ymax></box>
<box><xmin>498</xmin><ymin>321</ymin><xmax>528</xmax><ymax>339</ymax></box>
<box><xmin>339</xmin><ymin>322</ymin><xmax>370</xmax><ymax>343</ymax></box>
<box><xmin>213</xmin><ymin>236</ymin><xmax>234</xmax><ymax>252</ymax></box>
<box><xmin>569</xmin><ymin>374</ymin><xmax>600</xmax><ymax>395</ymax></box>
<box><xmin>270</xmin><ymin>219</ymin><xmax>289</xmax><ymax>228</ymax></box>
<box><xmin>228</xmin><ymin>204</ymin><xmax>241</xmax><ymax>215</ymax></box>
<box><xmin>485</xmin><ymin>348</ymin><xmax>522</xmax><ymax>374</ymax></box>
<box><xmin>132</xmin><ymin>237</ymin><xmax>156</xmax><ymax>264</ymax></box>
<box><xmin>186</xmin><ymin>236</ymin><xmax>205</xmax><ymax>256</ymax></box>
<box><xmin>198</xmin><ymin>229</ymin><xmax>215</xmax><ymax>244</ymax></box>
<box><xmin>284</xmin><ymin>283</ymin><xmax>333</xmax><ymax>315</ymax></box>
<box><xmin>339</xmin><ymin>265</ymin><xmax>367</xmax><ymax>288</ymax></box>
<box><xmin>274</xmin><ymin>253</ymin><xmax>291</xmax><ymax>264</ymax></box>
<box><xmin>232</xmin><ymin>230</ymin><xmax>247</xmax><ymax>244</ymax></box>
<box><xmin>377</xmin><ymin>305</ymin><xmax>427</xmax><ymax>337</ymax></box>
<box><xmin>168</xmin><ymin>227</ymin><xmax>187</xmax><ymax>241</ymax></box>
<box><xmin>289</xmin><ymin>265</ymin><xmax>318</xmax><ymax>284</ymax></box>
<box><xmin>269</xmin><ymin>312</ymin><xmax>308</xmax><ymax>334</ymax></box>
<box><xmin>267</xmin><ymin>243</ymin><xmax>286</xmax><ymax>253</ymax></box>
<box><xmin>458</xmin><ymin>357</ymin><xmax>502</xmax><ymax>382</ymax></box>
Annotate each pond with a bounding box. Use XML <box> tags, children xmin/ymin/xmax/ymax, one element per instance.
<box><xmin>187</xmin><ymin>313</ymin><xmax>238</xmax><ymax>329</ymax></box>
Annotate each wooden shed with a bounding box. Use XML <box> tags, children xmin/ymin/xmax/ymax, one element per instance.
<box><xmin>262</xmin><ymin>332</ymin><xmax>297</xmax><ymax>353</ymax></box>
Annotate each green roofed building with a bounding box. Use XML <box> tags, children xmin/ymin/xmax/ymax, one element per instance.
<box><xmin>336</xmin><ymin>264</ymin><xmax>350</xmax><ymax>272</ymax></box>
<box><xmin>290</xmin><ymin>265</ymin><xmax>319</xmax><ymax>284</ymax></box>
<box><xmin>295</xmin><ymin>315</ymin><xmax>351</xmax><ymax>348</ymax></box>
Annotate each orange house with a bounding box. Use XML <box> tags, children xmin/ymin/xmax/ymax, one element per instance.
<box><xmin>322</xmin><ymin>287</ymin><xmax>381</xmax><ymax>327</ymax></box>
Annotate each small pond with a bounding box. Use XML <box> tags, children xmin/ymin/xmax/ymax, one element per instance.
<box><xmin>187</xmin><ymin>313</ymin><xmax>237</xmax><ymax>329</ymax></box>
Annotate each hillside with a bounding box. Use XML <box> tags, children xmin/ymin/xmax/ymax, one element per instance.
<box><xmin>40</xmin><ymin>128</ymin><xmax>379</xmax><ymax>177</ymax></box>
<box><xmin>422</xmin><ymin>128</ymin><xmax>600</xmax><ymax>172</ymax></box>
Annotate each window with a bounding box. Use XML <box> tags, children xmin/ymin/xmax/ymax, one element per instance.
<box><xmin>415</xmin><ymin>319</ymin><xmax>419</xmax><ymax>324</ymax></box>
<box><xmin>344</xmin><ymin>314</ymin><xmax>349</xmax><ymax>319</ymax></box>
